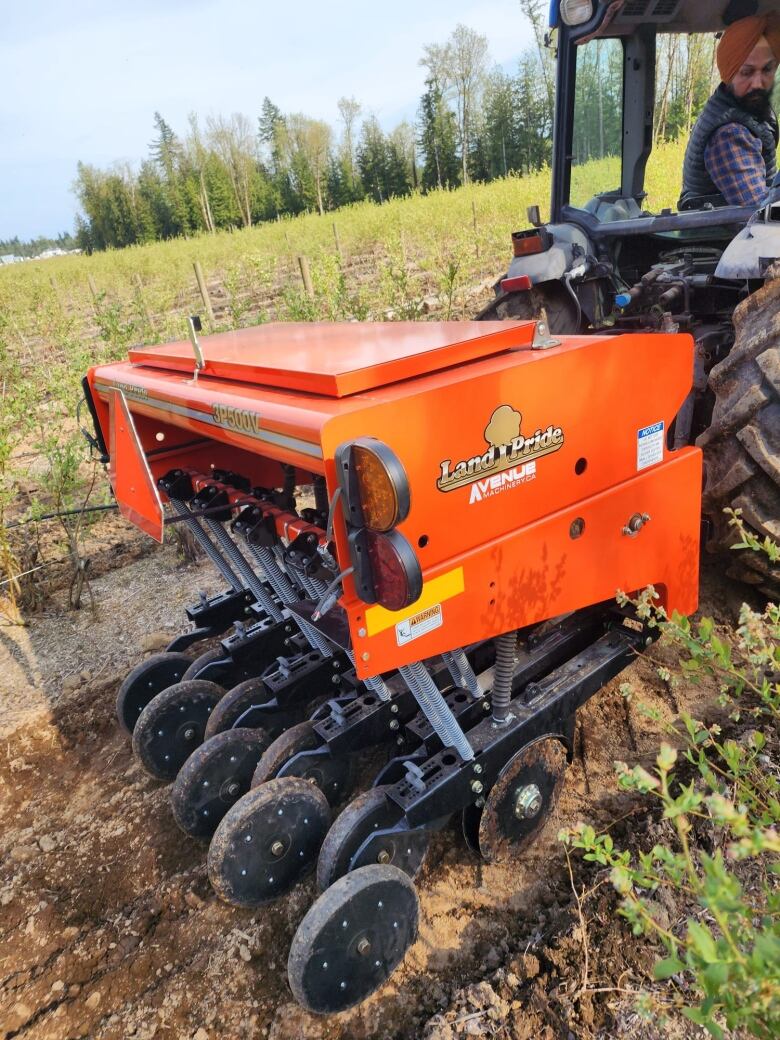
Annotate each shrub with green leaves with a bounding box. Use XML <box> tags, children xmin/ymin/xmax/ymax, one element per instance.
<box><xmin>562</xmin><ymin>516</ymin><xmax>779</xmax><ymax>1040</ymax></box>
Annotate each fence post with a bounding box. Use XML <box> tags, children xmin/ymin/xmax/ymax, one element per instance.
<box><xmin>87</xmin><ymin>274</ymin><xmax>100</xmax><ymax>310</ymax></box>
<box><xmin>332</xmin><ymin>222</ymin><xmax>343</xmax><ymax>262</ymax></box>
<box><xmin>133</xmin><ymin>273</ymin><xmax>155</xmax><ymax>333</ymax></box>
<box><xmin>297</xmin><ymin>255</ymin><xmax>314</xmax><ymax>298</ymax></box>
<box><xmin>193</xmin><ymin>260</ymin><xmax>215</xmax><ymax>325</ymax></box>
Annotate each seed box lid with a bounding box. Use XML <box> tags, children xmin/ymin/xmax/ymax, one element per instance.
<box><xmin>128</xmin><ymin>321</ymin><xmax>534</xmax><ymax>398</ymax></box>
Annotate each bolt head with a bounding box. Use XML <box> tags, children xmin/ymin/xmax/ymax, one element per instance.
<box><xmin>389</xmin><ymin>719</ymin><xmax>400</xmax><ymax>731</ymax></box>
<box><xmin>357</xmin><ymin>938</ymin><xmax>371</xmax><ymax>956</ymax></box>
<box><xmin>358</xmin><ymin>627</ymin><xmax>367</xmax><ymax>638</ymax></box>
<box><xmin>271</xmin><ymin>840</ymin><xmax>285</xmax><ymax>857</ymax></box>
<box><xmin>377</xmin><ymin>850</ymin><xmax>391</xmax><ymax>864</ymax></box>
<box><xmin>470</xmin><ymin>780</ymin><xmax>484</xmax><ymax>794</ymax></box>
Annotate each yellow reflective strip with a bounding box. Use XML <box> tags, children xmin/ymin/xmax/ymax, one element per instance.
<box><xmin>364</xmin><ymin>566</ymin><xmax>465</xmax><ymax>637</ymax></box>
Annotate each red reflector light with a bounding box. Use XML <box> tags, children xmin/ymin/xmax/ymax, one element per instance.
<box><xmin>512</xmin><ymin>232</ymin><xmax>544</xmax><ymax>257</ymax></box>
<box><xmin>500</xmin><ymin>275</ymin><xmax>533</xmax><ymax>294</ymax></box>
<box><xmin>364</xmin><ymin>530</ymin><xmax>422</xmax><ymax>612</ymax></box>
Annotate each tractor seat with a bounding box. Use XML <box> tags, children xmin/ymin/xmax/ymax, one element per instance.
<box><xmin>582</xmin><ymin>195</ymin><xmax>647</xmax><ymax>223</ymax></box>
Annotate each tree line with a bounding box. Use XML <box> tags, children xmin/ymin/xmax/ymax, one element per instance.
<box><xmin>72</xmin><ymin>2</ymin><xmax>723</xmax><ymax>252</ymax></box>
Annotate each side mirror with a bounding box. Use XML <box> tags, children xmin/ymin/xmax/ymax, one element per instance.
<box><xmin>527</xmin><ymin>205</ymin><xmax>542</xmax><ymax>228</ymax></box>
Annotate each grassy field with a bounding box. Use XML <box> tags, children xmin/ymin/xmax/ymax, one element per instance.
<box><xmin>0</xmin><ymin>139</ymin><xmax>686</xmax><ymax>610</ymax></box>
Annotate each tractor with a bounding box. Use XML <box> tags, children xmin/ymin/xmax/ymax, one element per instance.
<box><xmin>478</xmin><ymin>0</ymin><xmax>780</xmax><ymax>599</ymax></box>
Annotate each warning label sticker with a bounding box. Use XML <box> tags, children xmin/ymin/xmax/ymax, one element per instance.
<box><xmin>637</xmin><ymin>421</ymin><xmax>664</xmax><ymax>471</ymax></box>
<box><xmin>396</xmin><ymin>604</ymin><xmax>443</xmax><ymax>646</ymax></box>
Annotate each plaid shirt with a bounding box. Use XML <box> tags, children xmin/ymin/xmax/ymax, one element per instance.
<box><xmin>704</xmin><ymin>124</ymin><xmax>770</xmax><ymax>207</ymax></box>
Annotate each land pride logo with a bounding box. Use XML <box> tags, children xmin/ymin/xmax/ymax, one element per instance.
<box><xmin>212</xmin><ymin>403</ymin><xmax>262</xmax><ymax>435</ymax></box>
<box><xmin>437</xmin><ymin>405</ymin><xmax>565</xmax><ymax>504</ymax></box>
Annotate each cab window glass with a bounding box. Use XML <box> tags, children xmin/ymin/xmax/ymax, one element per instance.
<box><xmin>570</xmin><ymin>38</ymin><xmax>625</xmax><ymax>209</ymax></box>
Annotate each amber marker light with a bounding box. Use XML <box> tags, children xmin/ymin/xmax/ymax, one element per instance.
<box><xmin>336</xmin><ymin>438</ymin><xmax>411</xmax><ymax>533</ymax></box>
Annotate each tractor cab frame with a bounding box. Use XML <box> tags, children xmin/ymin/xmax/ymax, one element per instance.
<box><xmin>550</xmin><ymin>0</ymin><xmax>777</xmax><ymax>228</ymax></box>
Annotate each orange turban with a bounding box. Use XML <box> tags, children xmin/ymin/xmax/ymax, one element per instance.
<box><xmin>717</xmin><ymin>14</ymin><xmax>780</xmax><ymax>83</ymax></box>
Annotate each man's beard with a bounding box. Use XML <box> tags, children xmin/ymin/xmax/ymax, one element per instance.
<box><xmin>728</xmin><ymin>84</ymin><xmax>774</xmax><ymax>121</ymax></box>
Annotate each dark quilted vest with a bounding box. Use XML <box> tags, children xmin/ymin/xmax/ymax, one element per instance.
<box><xmin>679</xmin><ymin>84</ymin><xmax>779</xmax><ymax>208</ymax></box>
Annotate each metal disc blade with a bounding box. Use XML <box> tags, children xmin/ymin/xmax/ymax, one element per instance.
<box><xmin>461</xmin><ymin>802</ymin><xmax>483</xmax><ymax>854</ymax></box>
<box><xmin>478</xmin><ymin>737</ymin><xmax>567</xmax><ymax>863</ymax></box>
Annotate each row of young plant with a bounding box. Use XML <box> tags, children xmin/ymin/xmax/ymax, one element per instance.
<box><xmin>561</xmin><ymin>517</ymin><xmax>779</xmax><ymax>1040</ymax></box>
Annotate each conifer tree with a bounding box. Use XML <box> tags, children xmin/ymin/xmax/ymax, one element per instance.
<box><xmin>418</xmin><ymin>78</ymin><xmax>460</xmax><ymax>190</ymax></box>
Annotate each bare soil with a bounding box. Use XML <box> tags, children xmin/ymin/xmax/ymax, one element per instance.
<box><xmin>0</xmin><ymin>531</ymin><xmax>742</xmax><ymax>1040</ymax></box>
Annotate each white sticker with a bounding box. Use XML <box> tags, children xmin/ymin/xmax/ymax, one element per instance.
<box><xmin>396</xmin><ymin>604</ymin><xmax>443</xmax><ymax>646</ymax></box>
<box><xmin>637</xmin><ymin>421</ymin><xmax>664</xmax><ymax>471</ymax></box>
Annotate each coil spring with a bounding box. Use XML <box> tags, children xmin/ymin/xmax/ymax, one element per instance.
<box><xmin>492</xmin><ymin>632</ymin><xmax>517</xmax><ymax>724</ymax></box>
<box><xmin>400</xmin><ymin>662</ymin><xmax>474</xmax><ymax>762</ymax></box>
<box><xmin>205</xmin><ymin>519</ymin><xmax>283</xmax><ymax>622</ymax></box>
<box><xmin>169</xmin><ymin>498</ymin><xmax>241</xmax><ymax>590</ymax></box>
<box><xmin>248</xmin><ymin>544</ymin><xmax>332</xmax><ymax>658</ymax></box>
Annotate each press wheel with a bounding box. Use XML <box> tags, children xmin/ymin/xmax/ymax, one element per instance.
<box><xmin>288</xmin><ymin>864</ymin><xmax>419</xmax><ymax>1014</ymax></box>
<box><xmin>251</xmin><ymin>721</ymin><xmax>356</xmax><ymax>806</ymax></box>
<box><xmin>182</xmin><ymin>646</ymin><xmax>257</xmax><ymax>686</ymax></box>
<box><xmin>207</xmin><ymin>777</ymin><xmax>330</xmax><ymax>907</ymax></box>
<box><xmin>316</xmin><ymin>785</ymin><xmax>429</xmax><ymax>892</ymax></box>
<box><xmin>170</xmin><ymin>728</ymin><xmax>272</xmax><ymax>839</ymax></box>
<box><xmin>132</xmin><ymin>680</ymin><xmax>223</xmax><ymax>782</ymax></box>
<box><xmin>204</xmin><ymin>677</ymin><xmax>273</xmax><ymax>740</ymax></box>
<box><xmin>478</xmin><ymin>736</ymin><xmax>567</xmax><ymax>863</ymax></box>
<box><xmin>115</xmin><ymin>652</ymin><xmax>193</xmax><ymax>736</ymax></box>
<box><xmin>182</xmin><ymin>647</ymin><xmax>225</xmax><ymax>681</ymax></box>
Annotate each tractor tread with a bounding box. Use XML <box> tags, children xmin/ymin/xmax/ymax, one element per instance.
<box><xmin>698</xmin><ymin>268</ymin><xmax>780</xmax><ymax>599</ymax></box>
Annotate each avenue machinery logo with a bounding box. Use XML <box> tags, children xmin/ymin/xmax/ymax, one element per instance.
<box><xmin>437</xmin><ymin>405</ymin><xmax>565</xmax><ymax>504</ymax></box>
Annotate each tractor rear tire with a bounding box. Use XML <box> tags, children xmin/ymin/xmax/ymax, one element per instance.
<box><xmin>475</xmin><ymin>281</ymin><xmax>579</xmax><ymax>333</ymax></box>
<box><xmin>697</xmin><ymin>268</ymin><xmax>780</xmax><ymax>599</ymax></box>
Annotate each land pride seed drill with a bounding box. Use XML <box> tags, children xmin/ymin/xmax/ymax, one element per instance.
<box><xmin>83</xmin><ymin>317</ymin><xmax>701</xmax><ymax>1012</ymax></box>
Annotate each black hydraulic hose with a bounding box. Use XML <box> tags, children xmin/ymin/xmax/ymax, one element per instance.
<box><xmin>5</xmin><ymin>503</ymin><xmax>118</xmax><ymax>530</ymax></box>
<box><xmin>282</xmin><ymin>465</ymin><xmax>296</xmax><ymax>509</ymax></box>
<box><xmin>313</xmin><ymin>475</ymin><xmax>329</xmax><ymax>515</ymax></box>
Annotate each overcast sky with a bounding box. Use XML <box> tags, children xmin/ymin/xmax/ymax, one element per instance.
<box><xmin>1</xmin><ymin>0</ymin><xmax>535</xmax><ymax>242</ymax></box>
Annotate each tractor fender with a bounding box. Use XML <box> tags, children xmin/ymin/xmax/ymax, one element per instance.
<box><xmin>715</xmin><ymin>221</ymin><xmax>780</xmax><ymax>280</ymax></box>
<box><xmin>503</xmin><ymin>222</ymin><xmax>592</xmax><ymax>288</ymax></box>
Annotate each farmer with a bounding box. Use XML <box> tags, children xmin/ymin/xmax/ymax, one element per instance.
<box><xmin>679</xmin><ymin>13</ymin><xmax>780</xmax><ymax>210</ymax></box>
